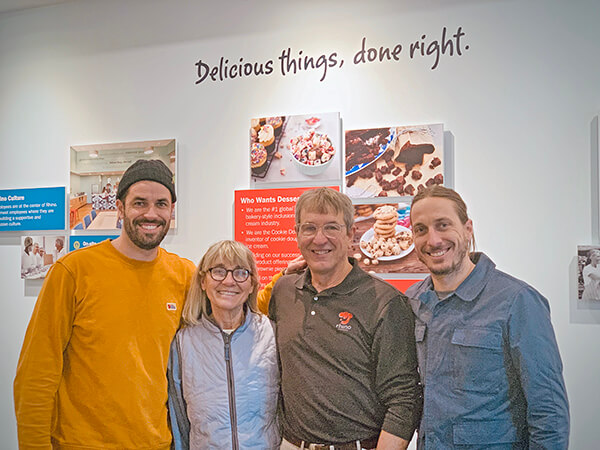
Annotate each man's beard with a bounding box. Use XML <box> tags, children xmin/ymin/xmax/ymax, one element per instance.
<box><xmin>123</xmin><ymin>216</ymin><xmax>169</xmax><ymax>250</ymax></box>
<box><xmin>422</xmin><ymin>239</ymin><xmax>469</xmax><ymax>277</ymax></box>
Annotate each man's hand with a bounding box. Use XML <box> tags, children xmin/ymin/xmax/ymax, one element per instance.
<box><xmin>376</xmin><ymin>430</ymin><xmax>410</xmax><ymax>450</ymax></box>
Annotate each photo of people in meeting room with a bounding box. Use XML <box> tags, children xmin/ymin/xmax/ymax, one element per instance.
<box><xmin>21</xmin><ymin>235</ymin><xmax>68</xmax><ymax>280</ymax></box>
<box><xmin>69</xmin><ymin>139</ymin><xmax>177</xmax><ymax>231</ymax></box>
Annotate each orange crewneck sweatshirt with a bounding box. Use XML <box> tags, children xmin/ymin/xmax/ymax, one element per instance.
<box><xmin>14</xmin><ymin>240</ymin><xmax>195</xmax><ymax>449</ymax></box>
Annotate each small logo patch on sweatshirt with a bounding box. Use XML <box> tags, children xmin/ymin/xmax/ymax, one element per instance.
<box><xmin>166</xmin><ymin>302</ymin><xmax>177</xmax><ymax>311</ymax></box>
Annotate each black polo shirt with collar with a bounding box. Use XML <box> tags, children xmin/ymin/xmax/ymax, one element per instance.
<box><xmin>269</xmin><ymin>258</ymin><xmax>421</xmax><ymax>444</ymax></box>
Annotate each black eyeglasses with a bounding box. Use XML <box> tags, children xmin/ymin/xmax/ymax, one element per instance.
<box><xmin>208</xmin><ymin>267</ymin><xmax>251</xmax><ymax>283</ymax></box>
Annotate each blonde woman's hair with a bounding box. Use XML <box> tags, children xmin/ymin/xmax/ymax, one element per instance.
<box><xmin>181</xmin><ymin>240</ymin><xmax>260</xmax><ymax>327</ymax></box>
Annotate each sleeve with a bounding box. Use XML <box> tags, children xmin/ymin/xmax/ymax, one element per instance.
<box><xmin>588</xmin><ymin>265</ymin><xmax>600</xmax><ymax>282</ymax></box>
<box><xmin>373</xmin><ymin>294</ymin><xmax>423</xmax><ymax>441</ymax></box>
<box><xmin>167</xmin><ymin>335</ymin><xmax>190</xmax><ymax>450</ymax></box>
<box><xmin>267</xmin><ymin>277</ymin><xmax>281</xmax><ymax>322</ymax></box>
<box><xmin>257</xmin><ymin>271</ymin><xmax>283</xmax><ymax>315</ymax></box>
<box><xmin>13</xmin><ymin>262</ymin><xmax>76</xmax><ymax>449</ymax></box>
<box><xmin>21</xmin><ymin>253</ymin><xmax>34</xmax><ymax>275</ymax></box>
<box><xmin>582</xmin><ymin>265</ymin><xmax>592</xmax><ymax>285</ymax></box>
<box><xmin>507</xmin><ymin>286</ymin><xmax>570</xmax><ymax>449</ymax></box>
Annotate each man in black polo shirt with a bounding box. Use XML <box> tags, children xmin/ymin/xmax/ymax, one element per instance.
<box><xmin>269</xmin><ymin>187</ymin><xmax>421</xmax><ymax>450</ymax></box>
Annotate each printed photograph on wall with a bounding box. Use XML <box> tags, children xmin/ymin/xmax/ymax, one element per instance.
<box><xmin>578</xmin><ymin>245</ymin><xmax>600</xmax><ymax>301</ymax></box>
<box><xmin>21</xmin><ymin>235</ymin><xmax>67</xmax><ymax>279</ymax></box>
<box><xmin>345</xmin><ymin>123</ymin><xmax>444</xmax><ymax>199</ymax></box>
<box><xmin>250</xmin><ymin>112</ymin><xmax>341</xmax><ymax>185</ymax></box>
<box><xmin>350</xmin><ymin>202</ymin><xmax>428</xmax><ymax>274</ymax></box>
<box><xmin>69</xmin><ymin>139</ymin><xmax>177</xmax><ymax>231</ymax></box>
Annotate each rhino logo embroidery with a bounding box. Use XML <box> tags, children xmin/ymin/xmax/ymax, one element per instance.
<box><xmin>336</xmin><ymin>311</ymin><xmax>353</xmax><ymax>331</ymax></box>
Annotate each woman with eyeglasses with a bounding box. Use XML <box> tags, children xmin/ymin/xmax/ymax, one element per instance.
<box><xmin>167</xmin><ymin>240</ymin><xmax>280</xmax><ymax>449</ymax></box>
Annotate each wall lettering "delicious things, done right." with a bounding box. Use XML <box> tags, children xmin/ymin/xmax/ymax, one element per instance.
<box><xmin>193</xmin><ymin>26</ymin><xmax>469</xmax><ymax>85</ymax></box>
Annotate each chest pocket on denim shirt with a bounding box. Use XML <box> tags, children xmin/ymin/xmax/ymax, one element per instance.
<box><xmin>451</xmin><ymin>327</ymin><xmax>504</xmax><ymax>393</ymax></box>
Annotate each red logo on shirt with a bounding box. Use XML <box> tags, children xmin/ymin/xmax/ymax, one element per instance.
<box><xmin>339</xmin><ymin>311</ymin><xmax>353</xmax><ymax>325</ymax></box>
<box><xmin>336</xmin><ymin>312</ymin><xmax>353</xmax><ymax>331</ymax></box>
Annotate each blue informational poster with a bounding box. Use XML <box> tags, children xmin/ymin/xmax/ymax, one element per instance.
<box><xmin>69</xmin><ymin>235</ymin><xmax>118</xmax><ymax>252</ymax></box>
<box><xmin>0</xmin><ymin>187</ymin><xmax>66</xmax><ymax>231</ymax></box>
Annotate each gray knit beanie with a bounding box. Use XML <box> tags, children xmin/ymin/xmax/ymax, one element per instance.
<box><xmin>117</xmin><ymin>159</ymin><xmax>176</xmax><ymax>202</ymax></box>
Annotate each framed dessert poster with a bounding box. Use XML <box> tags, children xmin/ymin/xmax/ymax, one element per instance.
<box><xmin>350</xmin><ymin>201</ymin><xmax>428</xmax><ymax>274</ymax></box>
<box><xmin>69</xmin><ymin>139</ymin><xmax>177</xmax><ymax>231</ymax></box>
<box><xmin>250</xmin><ymin>112</ymin><xmax>342</xmax><ymax>186</ymax></box>
<box><xmin>345</xmin><ymin>123</ymin><xmax>444</xmax><ymax>199</ymax></box>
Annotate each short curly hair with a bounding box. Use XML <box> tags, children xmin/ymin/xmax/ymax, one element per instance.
<box><xmin>295</xmin><ymin>187</ymin><xmax>354</xmax><ymax>231</ymax></box>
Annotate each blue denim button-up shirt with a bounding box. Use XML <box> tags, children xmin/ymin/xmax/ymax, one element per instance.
<box><xmin>406</xmin><ymin>253</ymin><xmax>569</xmax><ymax>449</ymax></box>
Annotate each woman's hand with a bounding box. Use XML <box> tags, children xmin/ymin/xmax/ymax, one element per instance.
<box><xmin>284</xmin><ymin>255</ymin><xmax>307</xmax><ymax>275</ymax></box>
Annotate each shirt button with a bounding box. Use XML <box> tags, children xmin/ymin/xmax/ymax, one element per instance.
<box><xmin>310</xmin><ymin>310</ymin><xmax>315</xmax><ymax>316</ymax></box>
<box><xmin>313</xmin><ymin>296</ymin><xmax>318</xmax><ymax>301</ymax></box>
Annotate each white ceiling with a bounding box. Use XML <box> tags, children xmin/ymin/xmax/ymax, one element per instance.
<box><xmin>0</xmin><ymin>0</ymin><xmax>74</xmax><ymax>15</ymax></box>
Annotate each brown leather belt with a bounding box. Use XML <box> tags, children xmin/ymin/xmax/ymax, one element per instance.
<box><xmin>284</xmin><ymin>435</ymin><xmax>379</xmax><ymax>450</ymax></box>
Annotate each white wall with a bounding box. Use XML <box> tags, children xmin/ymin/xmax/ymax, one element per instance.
<box><xmin>1</xmin><ymin>0</ymin><xmax>598</xmax><ymax>447</ymax></box>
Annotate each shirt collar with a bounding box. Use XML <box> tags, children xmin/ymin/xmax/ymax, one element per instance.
<box><xmin>201</xmin><ymin>304</ymin><xmax>251</xmax><ymax>335</ymax></box>
<box><xmin>294</xmin><ymin>258</ymin><xmax>362</xmax><ymax>296</ymax></box>
<box><xmin>454</xmin><ymin>252</ymin><xmax>495</xmax><ymax>301</ymax></box>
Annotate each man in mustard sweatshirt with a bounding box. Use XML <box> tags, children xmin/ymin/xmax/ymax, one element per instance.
<box><xmin>14</xmin><ymin>160</ymin><xmax>197</xmax><ymax>450</ymax></box>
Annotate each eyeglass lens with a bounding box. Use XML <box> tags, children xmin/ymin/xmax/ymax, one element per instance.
<box><xmin>299</xmin><ymin>223</ymin><xmax>344</xmax><ymax>237</ymax></box>
<box><xmin>209</xmin><ymin>267</ymin><xmax>250</xmax><ymax>282</ymax></box>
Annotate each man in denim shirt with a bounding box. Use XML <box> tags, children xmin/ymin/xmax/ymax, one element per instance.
<box><xmin>406</xmin><ymin>186</ymin><xmax>569</xmax><ymax>449</ymax></box>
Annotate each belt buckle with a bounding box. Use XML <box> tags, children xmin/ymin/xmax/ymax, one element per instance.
<box><xmin>307</xmin><ymin>444</ymin><xmax>331</xmax><ymax>450</ymax></box>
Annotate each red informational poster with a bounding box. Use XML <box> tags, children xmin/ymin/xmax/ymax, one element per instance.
<box><xmin>385</xmin><ymin>278</ymin><xmax>424</xmax><ymax>293</ymax></box>
<box><xmin>235</xmin><ymin>187</ymin><xmax>425</xmax><ymax>291</ymax></box>
<box><xmin>235</xmin><ymin>186</ymin><xmax>338</xmax><ymax>285</ymax></box>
